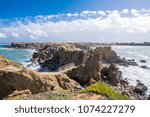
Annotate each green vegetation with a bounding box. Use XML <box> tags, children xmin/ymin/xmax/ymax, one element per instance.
<box><xmin>83</xmin><ymin>82</ymin><xmax>129</xmax><ymax>100</ymax></box>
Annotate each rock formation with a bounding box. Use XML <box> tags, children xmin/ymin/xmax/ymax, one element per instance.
<box><xmin>67</xmin><ymin>48</ymin><xmax>103</xmax><ymax>85</ymax></box>
<box><xmin>97</xmin><ymin>47</ymin><xmax>119</xmax><ymax>63</ymax></box>
<box><xmin>101</xmin><ymin>64</ymin><xmax>122</xmax><ymax>86</ymax></box>
<box><xmin>134</xmin><ymin>82</ymin><xmax>148</xmax><ymax>95</ymax></box>
<box><xmin>32</xmin><ymin>44</ymin><xmax>84</xmax><ymax>71</ymax></box>
<box><xmin>0</xmin><ymin>56</ymin><xmax>82</xmax><ymax>99</ymax></box>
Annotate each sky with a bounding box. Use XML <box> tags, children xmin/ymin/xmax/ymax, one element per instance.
<box><xmin>0</xmin><ymin>0</ymin><xmax>150</xmax><ymax>43</ymax></box>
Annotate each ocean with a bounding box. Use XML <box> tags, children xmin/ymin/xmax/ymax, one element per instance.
<box><xmin>112</xmin><ymin>46</ymin><xmax>150</xmax><ymax>94</ymax></box>
<box><xmin>0</xmin><ymin>45</ymin><xmax>150</xmax><ymax>94</ymax></box>
<box><xmin>0</xmin><ymin>44</ymin><xmax>37</xmax><ymax>69</ymax></box>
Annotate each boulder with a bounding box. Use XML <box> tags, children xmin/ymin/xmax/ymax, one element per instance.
<box><xmin>134</xmin><ymin>82</ymin><xmax>148</xmax><ymax>95</ymax></box>
<box><xmin>140</xmin><ymin>60</ymin><xmax>146</xmax><ymax>63</ymax></box>
<box><xmin>140</xmin><ymin>65</ymin><xmax>150</xmax><ymax>70</ymax></box>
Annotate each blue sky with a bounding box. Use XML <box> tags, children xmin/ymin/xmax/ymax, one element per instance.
<box><xmin>0</xmin><ymin>0</ymin><xmax>150</xmax><ymax>18</ymax></box>
<box><xmin>0</xmin><ymin>0</ymin><xmax>150</xmax><ymax>43</ymax></box>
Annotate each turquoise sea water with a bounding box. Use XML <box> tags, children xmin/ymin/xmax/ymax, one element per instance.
<box><xmin>0</xmin><ymin>44</ymin><xmax>34</xmax><ymax>65</ymax></box>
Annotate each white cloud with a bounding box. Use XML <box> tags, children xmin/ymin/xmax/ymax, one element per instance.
<box><xmin>80</xmin><ymin>10</ymin><xmax>97</xmax><ymax>16</ymax></box>
<box><xmin>27</xmin><ymin>29</ymin><xmax>48</xmax><ymax>38</ymax></box>
<box><xmin>121</xmin><ymin>9</ymin><xmax>129</xmax><ymax>14</ymax></box>
<box><xmin>131</xmin><ymin>9</ymin><xmax>140</xmax><ymax>16</ymax></box>
<box><xmin>0</xmin><ymin>33</ymin><xmax>7</xmax><ymax>38</ymax></box>
<box><xmin>0</xmin><ymin>9</ymin><xmax>150</xmax><ymax>42</ymax></box>
<box><xmin>97</xmin><ymin>11</ymin><xmax>106</xmax><ymax>16</ymax></box>
<box><xmin>66</xmin><ymin>13</ymin><xmax>72</xmax><ymax>17</ymax></box>
<box><xmin>12</xmin><ymin>32</ymin><xmax>19</xmax><ymax>38</ymax></box>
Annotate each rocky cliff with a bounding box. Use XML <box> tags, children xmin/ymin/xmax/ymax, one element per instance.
<box><xmin>0</xmin><ymin>56</ymin><xmax>82</xmax><ymax>99</ymax></box>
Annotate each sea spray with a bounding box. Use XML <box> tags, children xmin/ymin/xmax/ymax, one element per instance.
<box><xmin>112</xmin><ymin>46</ymin><xmax>150</xmax><ymax>95</ymax></box>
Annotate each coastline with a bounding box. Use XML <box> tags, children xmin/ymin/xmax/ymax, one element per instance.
<box><xmin>0</xmin><ymin>42</ymin><xmax>149</xmax><ymax>100</ymax></box>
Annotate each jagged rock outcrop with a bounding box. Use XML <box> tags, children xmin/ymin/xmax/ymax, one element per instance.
<box><xmin>101</xmin><ymin>64</ymin><xmax>122</xmax><ymax>86</ymax></box>
<box><xmin>0</xmin><ymin>56</ymin><xmax>82</xmax><ymax>99</ymax></box>
<box><xmin>32</xmin><ymin>45</ymin><xmax>84</xmax><ymax>71</ymax></box>
<box><xmin>134</xmin><ymin>82</ymin><xmax>148</xmax><ymax>95</ymax></box>
<box><xmin>101</xmin><ymin>64</ymin><xmax>149</xmax><ymax>99</ymax></box>
<box><xmin>97</xmin><ymin>47</ymin><xmax>119</xmax><ymax>63</ymax></box>
<box><xmin>67</xmin><ymin>49</ymin><xmax>103</xmax><ymax>85</ymax></box>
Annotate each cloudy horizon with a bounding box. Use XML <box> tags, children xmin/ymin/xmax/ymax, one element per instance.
<box><xmin>0</xmin><ymin>1</ymin><xmax>150</xmax><ymax>43</ymax></box>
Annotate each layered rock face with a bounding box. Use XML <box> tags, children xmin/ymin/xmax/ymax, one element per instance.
<box><xmin>32</xmin><ymin>44</ymin><xmax>84</xmax><ymax>71</ymax></box>
<box><xmin>67</xmin><ymin>48</ymin><xmax>103</xmax><ymax>85</ymax></box>
<box><xmin>0</xmin><ymin>56</ymin><xmax>82</xmax><ymax>99</ymax></box>
<box><xmin>97</xmin><ymin>47</ymin><xmax>119</xmax><ymax>63</ymax></box>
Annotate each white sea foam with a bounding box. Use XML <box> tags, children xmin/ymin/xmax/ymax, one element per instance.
<box><xmin>112</xmin><ymin>46</ymin><xmax>150</xmax><ymax>94</ymax></box>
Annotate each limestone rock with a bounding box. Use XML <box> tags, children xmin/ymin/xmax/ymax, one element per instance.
<box><xmin>5</xmin><ymin>89</ymin><xmax>32</xmax><ymax>100</ymax></box>
<box><xmin>97</xmin><ymin>47</ymin><xmax>119</xmax><ymax>63</ymax></box>
<box><xmin>67</xmin><ymin>49</ymin><xmax>102</xmax><ymax>85</ymax></box>
<box><xmin>0</xmin><ymin>69</ymin><xmax>82</xmax><ymax>99</ymax></box>
<box><xmin>0</xmin><ymin>56</ymin><xmax>82</xmax><ymax>99</ymax></box>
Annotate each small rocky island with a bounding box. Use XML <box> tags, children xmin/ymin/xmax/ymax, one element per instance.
<box><xmin>0</xmin><ymin>42</ymin><xmax>149</xmax><ymax>100</ymax></box>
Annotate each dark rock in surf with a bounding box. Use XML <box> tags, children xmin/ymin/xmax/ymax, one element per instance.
<box><xmin>134</xmin><ymin>82</ymin><xmax>148</xmax><ymax>95</ymax></box>
<box><xmin>140</xmin><ymin>65</ymin><xmax>150</xmax><ymax>70</ymax></box>
<box><xmin>140</xmin><ymin>60</ymin><xmax>146</xmax><ymax>63</ymax></box>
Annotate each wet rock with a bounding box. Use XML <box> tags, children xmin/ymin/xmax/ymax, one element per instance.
<box><xmin>127</xmin><ymin>59</ymin><xmax>135</xmax><ymax>62</ymax></box>
<box><xmin>134</xmin><ymin>82</ymin><xmax>148</xmax><ymax>95</ymax></box>
<box><xmin>127</xmin><ymin>61</ymin><xmax>138</xmax><ymax>66</ymax></box>
<box><xmin>32</xmin><ymin>52</ymin><xmax>39</xmax><ymax>58</ymax></box>
<box><xmin>118</xmin><ymin>59</ymin><xmax>138</xmax><ymax>67</ymax></box>
<box><xmin>140</xmin><ymin>60</ymin><xmax>146</xmax><ymax>63</ymax></box>
<box><xmin>136</xmin><ymin>80</ymin><xmax>141</xmax><ymax>83</ymax></box>
<box><xmin>140</xmin><ymin>65</ymin><xmax>150</xmax><ymax>69</ymax></box>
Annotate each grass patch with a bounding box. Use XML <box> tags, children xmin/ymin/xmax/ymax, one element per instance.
<box><xmin>83</xmin><ymin>82</ymin><xmax>129</xmax><ymax>100</ymax></box>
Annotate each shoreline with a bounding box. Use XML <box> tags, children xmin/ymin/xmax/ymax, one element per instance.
<box><xmin>0</xmin><ymin>42</ymin><xmax>149</xmax><ymax>100</ymax></box>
